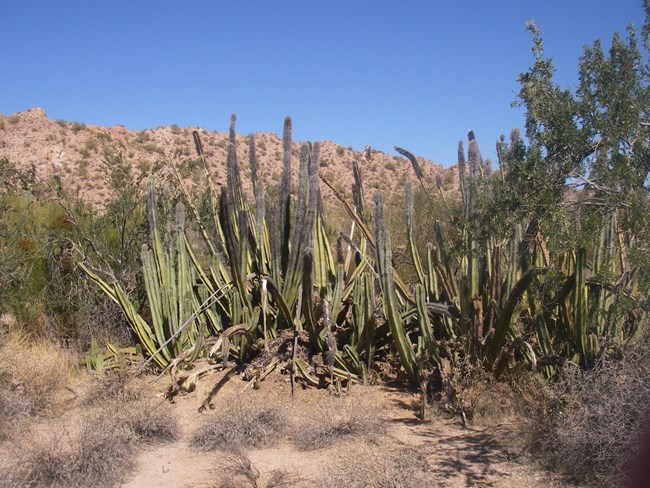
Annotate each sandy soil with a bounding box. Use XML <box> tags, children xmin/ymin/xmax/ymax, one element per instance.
<box><xmin>115</xmin><ymin>371</ymin><xmax>573</xmax><ymax>488</ymax></box>
<box><xmin>0</xmin><ymin>358</ymin><xmax>576</xmax><ymax>488</ymax></box>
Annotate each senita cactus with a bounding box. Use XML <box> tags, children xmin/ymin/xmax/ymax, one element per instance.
<box><xmin>374</xmin><ymin>192</ymin><xmax>417</xmax><ymax>383</ymax></box>
<box><xmin>81</xmin><ymin>179</ymin><xmax>226</xmax><ymax>369</ymax></box>
<box><xmin>79</xmin><ymin>116</ymin><xmax>645</xmax><ymax>390</ymax></box>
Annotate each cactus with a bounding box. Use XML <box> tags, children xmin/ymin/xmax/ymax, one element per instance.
<box><xmin>80</xmin><ymin>180</ymin><xmax>227</xmax><ymax>369</ymax></box>
<box><xmin>374</xmin><ymin>192</ymin><xmax>417</xmax><ymax>383</ymax></box>
<box><xmin>78</xmin><ymin>116</ymin><xmax>644</xmax><ymax>386</ymax></box>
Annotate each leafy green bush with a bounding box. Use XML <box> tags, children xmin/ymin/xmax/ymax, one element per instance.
<box><xmin>0</xmin><ymin>158</ymin><xmax>145</xmax><ymax>347</ymax></box>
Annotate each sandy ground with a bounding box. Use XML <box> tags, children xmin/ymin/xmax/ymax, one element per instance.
<box><xmin>0</xmin><ymin>363</ymin><xmax>576</xmax><ymax>488</ymax></box>
<box><xmin>116</xmin><ymin>372</ymin><xmax>573</xmax><ymax>488</ymax></box>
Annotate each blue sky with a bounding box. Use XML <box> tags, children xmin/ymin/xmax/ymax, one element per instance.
<box><xmin>1</xmin><ymin>1</ymin><xmax>646</xmax><ymax>166</ymax></box>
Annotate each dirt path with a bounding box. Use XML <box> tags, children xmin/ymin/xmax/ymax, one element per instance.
<box><xmin>0</xmin><ymin>369</ymin><xmax>574</xmax><ymax>488</ymax></box>
<box><xmin>120</xmin><ymin>376</ymin><xmax>573</xmax><ymax>488</ymax></box>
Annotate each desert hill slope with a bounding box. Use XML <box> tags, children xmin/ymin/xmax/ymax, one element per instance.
<box><xmin>0</xmin><ymin>108</ymin><xmax>454</xmax><ymax>209</ymax></box>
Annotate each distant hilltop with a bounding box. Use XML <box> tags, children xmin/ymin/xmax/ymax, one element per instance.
<box><xmin>0</xmin><ymin>108</ymin><xmax>455</xmax><ymax>209</ymax></box>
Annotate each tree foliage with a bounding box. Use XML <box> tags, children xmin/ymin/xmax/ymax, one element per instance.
<box><xmin>494</xmin><ymin>15</ymin><xmax>649</xmax><ymax>269</ymax></box>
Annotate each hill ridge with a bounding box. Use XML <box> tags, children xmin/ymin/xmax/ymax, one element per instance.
<box><xmin>0</xmin><ymin>108</ymin><xmax>453</xmax><ymax>208</ymax></box>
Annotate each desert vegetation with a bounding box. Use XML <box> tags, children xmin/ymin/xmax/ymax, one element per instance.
<box><xmin>0</xmin><ymin>5</ymin><xmax>649</xmax><ymax>487</ymax></box>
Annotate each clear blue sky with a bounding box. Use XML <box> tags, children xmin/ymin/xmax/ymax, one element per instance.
<box><xmin>1</xmin><ymin>1</ymin><xmax>646</xmax><ymax>166</ymax></box>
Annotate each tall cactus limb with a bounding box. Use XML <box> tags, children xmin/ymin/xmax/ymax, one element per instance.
<box><xmin>406</xmin><ymin>183</ymin><xmax>426</xmax><ymax>286</ymax></box>
<box><xmin>487</xmin><ymin>267</ymin><xmax>547</xmax><ymax>365</ymax></box>
<box><xmin>574</xmin><ymin>248</ymin><xmax>590</xmax><ymax>365</ymax></box>
<box><xmin>415</xmin><ymin>284</ymin><xmax>440</xmax><ymax>363</ymax></box>
<box><xmin>374</xmin><ymin>193</ymin><xmax>417</xmax><ymax>383</ymax></box>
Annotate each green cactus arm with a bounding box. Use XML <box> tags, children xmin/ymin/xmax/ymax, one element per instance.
<box><xmin>574</xmin><ymin>248</ymin><xmax>590</xmax><ymax>364</ymax></box>
<box><xmin>406</xmin><ymin>183</ymin><xmax>426</xmax><ymax>286</ymax></box>
<box><xmin>488</xmin><ymin>267</ymin><xmax>547</xmax><ymax>364</ymax></box>
<box><xmin>77</xmin><ymin>263</ymin><xmax>119</xmax><ymax>304</ymax></box>
<box><xmin>375</xmin><ymin>194</ymin><xmax>417</xmax><ymax>383</ymax></box>
<box><xmin>415</xmin><ymin>284</ymin><xmax>440</xmax><ymax>363</ymax></box>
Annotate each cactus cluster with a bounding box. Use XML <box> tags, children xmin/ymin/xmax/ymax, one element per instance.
<box><xmin>81</xmin><ymin>117</ymin><xmax>645</xmax><ymax>391</ymax></box>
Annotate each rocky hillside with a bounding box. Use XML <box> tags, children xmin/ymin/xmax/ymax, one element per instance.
<box><xmin>0</xmin><ymin>108</ymin><xmax>455</xmax><ymax>209</ymax></box>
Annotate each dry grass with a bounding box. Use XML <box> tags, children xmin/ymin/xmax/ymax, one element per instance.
<box><xmin>0</xmin><ymin>330</ymin><xmax>77</xmax><ymax>414</ymax></box>
<box><xmin>323</xmin><ymin>443</ymin><xmax>435</xmax><ymax>488</ymax></box>
<box><xmin>525</xmin><ymin>340</ymin><xmax>650</xmax><ymax>487</ymax></box>
<box><xmin>191</xmin><ymin>399</ymin><xmax>288</xmax><ymax>451</ymax></box>
<box><xmin>1</xmin><ymin>385</ymin><xmax>178</xmax><ymax>488</ymax></box>
<box><xmin>209</xmin><ymin>452</ymin><xmax>303</xmax><ymax>488</ymax></box>
<box><xmin>292</xmin><ymin>398</ymin><xmax>386</xmax><ymax>451</ymax></box>
<box><xmin>2</xmin><ymin>417</ymin><xmax>135</xmax><ymax>487</ymax></box>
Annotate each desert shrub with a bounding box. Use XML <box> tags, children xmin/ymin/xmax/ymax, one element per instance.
<box><xmin>0</xmin><ymin>158</ymin><xmax>145</xmax><ymax>347</ymax></box>
<box><xmin>191</xmin><ymin>400</ymin><xmax>288</xmax><ymax>451</ymax></box>
<box><xmin>121</xmin><ymin>399</ymin><xmax>179</xmax><ymax>443</ymax></box>
<box><xmin>0</xmin><ymin>331</ymin><xmax>76</xmax><ymax>414</ymax></box>
<box><xmin>137</xmin><ymin>159</ymin><xmax>151</xmax><ymax>174</ymax></box>
<box><xmin>83</xmin><ymin>138</ymin><xmax>98</xmax><ymax>153</ymax></box>
<box><xmin>2</xmin><ymin>417</ymin><xmax>135</xmax><ymax>488</ymax></box>
<box><xmin>70</xmin><ymin>122</ymin><xmax>86</xmax><ymax>133</ymax></box>
<box><xmin>142</xmin><ymin>143</ymin><xmax>165</xmax><ymax>155</ymax></box>
<box><xmin>2</xmin><ymin>393</ymin><xmax>178</xmax><ymax>487</ymax></box>
<box><xmin>323</xmin><ymin>444</ymin><xmax>433</xmax><ymax>488</ymax></box>
<box><xmin>97</xmin><ymin>131</ymin><xmax>112</xmax><ymax>143</ymax></box>
<box><xmin>292</xmin><ymin>399</ymin><xmax>385</xmax><ymax>451</ymax></box>
<box><xmin>213</xmin><ymin>452</ymin><xmax>303</xmax><ymax>488</ymax></box>
<box><xmin>134</xmin><ymin>132</ymin><xmax>150</xmax><ymax>144</ymax></box>
<box><xmin>529</xmin><ymin>340</ymin><xmax>650</xmax><ymax>487</ymax></box>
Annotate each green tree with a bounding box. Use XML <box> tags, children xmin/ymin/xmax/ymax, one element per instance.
<box><xmin>496</xmin><ymin>11</ymin><xmax>649</xmax><ymax>251</ymax></box>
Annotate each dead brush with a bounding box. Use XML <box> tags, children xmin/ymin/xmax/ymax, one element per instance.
<box><xmin>2</xmin><ymin>431</ymin><xmax>81</xmax><ymax>488</ymax></box>
<box><xmin>292</xmin><ymin>398</ymin><xmax>386</xmax><ymax>451</ymax></box>
<box><xmin>83</xmin><ymin>373</ymin><xmax>145</xmax><ymax>405</ymax></box>
<box><xmin>191</xmin><ymin>399</ymin><xmax>288</xmax><ymax>451</ymax></box>
<box><xmin>0</xmin><ymin>388</ymin><xmax>32</xmax><ymax>442</ymax></box>
<box><xmin>524</xmin><ymin>340</ymin><xmax>650</xmax><ymax>487</ymax></box>
<box><xmin>2</xmin><ymin>418</ymin><xmax>135</xmax><ymax>488</ymax></box>
<box><xmin>0</xmin><ymin>330</ymin><xmax>76</xmax><ymax>414</ymax></box>
<box><xmin>129</xmin><ymin>401</ymin><xmax>179</xmax><ymax>443</ymax></box>
<box><xmin>1</xmin><ymin>393</ymin><xmax>178</xmax><ymax>487</ymax></box>
<box><xmin>210</xmin><ymin>452</ymin><xmax>303</xmax><ymax>488</ymax></box>
<box><xmin>323</xmin><ymin>443</ymin><xmax>434</xmax><ymax>488</ymax></box>
<box><xmin>99</xmin><ymin>396</ymin><xmax>180</xmax><ymax>444</ymax></box>
<box><xmin>76</xmin><ymin>368</ymin><xmax>178</xmax><ymax>444</ymax></box>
